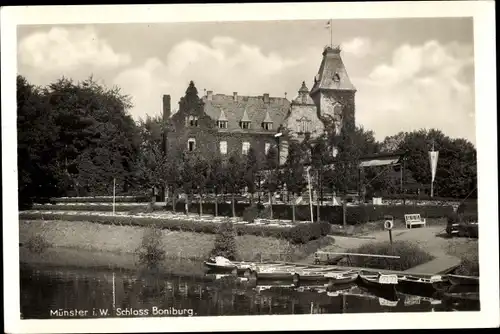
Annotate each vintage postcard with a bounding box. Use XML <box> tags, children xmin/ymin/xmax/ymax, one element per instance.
<box><xmin>2</xmin><ymin>2</ymin><xmax>498</xmax><ymax>333</ymax></box>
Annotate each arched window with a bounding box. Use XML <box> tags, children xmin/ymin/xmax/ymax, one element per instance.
<box><xmin>187</xmin><ymin>138</ymin><xmax>196</xmax><ymax>152</ymax></box>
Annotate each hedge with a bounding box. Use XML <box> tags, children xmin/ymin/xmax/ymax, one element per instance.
<box><xmin>19</xmin><ymin>212</ymin><xmax>330</xmax><ymax>244</ymax></box>
<box><xmin>165</xmin><ymin>201</ymin><xmax>455</xmax><ymax>225</ymax></box>
<box><xmin>49</xmin><ymin>196</ymin><xmax>150</xmax><ymax>203</ymax></box>
<box><xmin>31</xmin><ymin>204</ymin><xmax>158</xmax><ymax>212</ymax></box>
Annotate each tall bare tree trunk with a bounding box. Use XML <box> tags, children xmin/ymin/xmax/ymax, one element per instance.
<box><xmin>171</xmin><ymin>187</ymin><xmax>176</xmax><ymax>212</ymax></box>
<box><xmin>231</xmin><ymin>192</ymin><xmax>236</xmax><ymax>217</ymax></box>
<box><xmin>199</xmin><ymin>190</ymin><xmax>203</xmax><ymax>216</ymax></box>
<box><xmin>215</xmin><ymin>188</ymin><xmax>219</xmax><ymax>217</ymax></box>
<box><xmin>269</xmin><ymin>191</ymin><xmax>273</xmax><ymax>219</ymax></box>
<box><xmin>291</xmin><ymin>193</ymin><xmax>296</xmax><ymax>223</ymax></box>
<box><xmin>185</xmin><ymin>192</ymin><xmax>190</xmax><ymax>216</ymax></box>
<box><xmin>342</xmin><ymin>196</ymin><xmax>347</xmax><ymax>229</ymax></box>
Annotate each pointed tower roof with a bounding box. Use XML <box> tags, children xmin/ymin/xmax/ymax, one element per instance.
<box><xmin>299</xmin><ymin>81</ymin><xmax>309</xmax><ymax>94</ymax></box>
<box><xmin>293</xmin><ymin>81</ymin><xmax>315</xmax><ymax>105</ymax></box>
<box><xmin>218</xmin><ymin>108</ymin><xmax>228</xmax><ymax>121</ymax></box>
<box><xmin>263</xmin><ymin>110</ymin><xmax>273</xmax><ymax>123</ymax></box>
<box><xmin>241</xmin><ymin>108</ymin><xmax>251</xmax><ymax>122</ymax></box>
<box><xmin>310</xmin><ymin>46</ymin><xmax>356</xmax><ymax>94</ymax></box>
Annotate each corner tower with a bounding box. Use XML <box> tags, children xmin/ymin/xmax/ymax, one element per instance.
<box><xmin>309</xmin><ymin>46</ymin><xmax>356</xmax><ymax>135</ymax></box>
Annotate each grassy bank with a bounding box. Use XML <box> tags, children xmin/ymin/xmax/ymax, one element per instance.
<box><xmin>339</xmin><ymin>240</ymin><xmax>435</xmax><ymax>271</ymax></box>
<box><xmin>20</xmin><ymin>220</ymin><xmax>333</xmax><ymax>263</ymax></box>
<box><xmin>445</xmin><ymin>238</ymin><xmax>479</xmax><ymax>276</ymax></box>
<box><xmin>19</xmin><ymin>212</ymin><xmax>330</xmax><ymax>244</ymax></box>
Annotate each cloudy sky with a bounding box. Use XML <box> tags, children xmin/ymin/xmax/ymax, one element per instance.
<box><xmin>17</xmin><ymin>18</ymin><xmax>476</xmax><ymax>144</ymax></box>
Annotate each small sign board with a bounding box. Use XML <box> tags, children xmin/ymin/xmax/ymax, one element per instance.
<box><xmin>384</xmin><ymin>220</ymin><xmax>394</xmax><ymax>230</ymax></box>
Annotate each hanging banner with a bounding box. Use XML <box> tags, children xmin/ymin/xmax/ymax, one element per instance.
<box><xmin>428</xmin><ymin>151</ymin><xmax>439</xmax><ymax>183</ymax></box>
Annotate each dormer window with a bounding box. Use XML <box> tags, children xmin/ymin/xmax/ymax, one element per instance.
<box><xmin>217</xmin><ymin>120</ymin><xmax>228</xmax><ymax>129</ymax></box>
<box><xmin>240</xmin><ymin>108</ymin><xmax>251</xmax><ymax>130</ymax></box>
<box><xmin>188</xmin><ymin>115</ymin><xmax>199</xmax><ymax>127</ymax></box>
<box><xmin>333</xmin><ymin>72</ymin><xmax>340</xmax><ymax>82</ymax></box>
<box><xmin>240</xmin><ymin>121</ymin><xmax>251</xmax><ymax>130</ymax></box>
<box><xmin>262</xmin><ymin>122</ymin><xmax>273</xmax><ymax>130</ymax></box>
<box><xmin>262</xmin><ymin>110</ymin><xmax>273</xmax><ymax>131</ymax></box>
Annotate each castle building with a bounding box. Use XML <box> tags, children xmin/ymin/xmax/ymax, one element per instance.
<box><xmin>163</xmin><ymin>45</ymin><xmax>356</xmax><ymax>164</ymax></box>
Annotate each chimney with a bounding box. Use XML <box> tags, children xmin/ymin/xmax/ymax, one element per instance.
<box><xmin>233</xmin><ymin>92</ymin><xmax>238</xmax><ymax>101</ymax></box>
<box><xmin>263</xmin><ymin>93</ymin><xmax>270</xmax><ymax>104</ymax></box>
<box><xmin>162</xmin><ymin>95</ymin><xmax>171</xmax><ymax>121</ymax></box>
<box><xmin>207</xmin><ymin>90</ymin><xmax>213</xmax><ymax>101</ymax></box>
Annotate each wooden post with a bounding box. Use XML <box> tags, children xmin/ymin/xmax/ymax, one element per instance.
<box><xmin>389</xmin><ymin>229</ymin><xmax>393</xmax><ymax>245</ymax></box>
<box><xmin>342</xmin><ymin>198</ymin><xmax>347</xmax><ymax>229</ymax></box>
<box><xmin>307</xmin><ymin>167</ymin><xmax>314</xmax><ymax>223</ymax></box>
<box><xmin>112</xmin><ymin>272</ymin><xmax>116</xmax><ymax>312</ymax></box>
<box><xmin>112</xmin><ymin>178</ymin><xmax>116</xmax><ymax>216</ymax></box>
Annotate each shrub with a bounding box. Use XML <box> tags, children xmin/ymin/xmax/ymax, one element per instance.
<box><xmin>210</xmin><ymin>221</ymin><xmax>238</xmax><ymax>260</ymax></box>
<box><xmin>242</xmin><ymin>204</ymin><xmax>260</xmax><ymax>223</ymax></box>
<box><xmin>257</xmin><ymin>205</ymin><xmax>273</xmax><ymax>219</ymax></box>
<box><xmin>25</xmin><ymin>234</ymin><xmax>51</xmax><ymax>254</ymax></box>
<box><xmin>319</xmin><ymin>221</ymin><xmax>331</xmax><ymax>236</ymax></box>
<box><xmin>288</xmin><ymin>222</ymin><xmax>325</xmax><ymax>244</ymax></box>
<box><xmin>344</xmin><ymin>240</ymin><xmax>434</xmax><ymax>271</ymax></box>
<box><xmin>345</xmin><ymin>207</ymin><xmax>368</xmax><ymax>225</ymax></box>
<box><xmin>446</xmin><ymin>212</ymin><xmax>478</xmax><ymax>238</ymax></box>
<box><xmin>455</xmin><ymin>251</ymin><xmax>479</xmax><ymax>276</ymax></box>
<box><xmin>457</xmin><ymin>202</ymin><xmax>478</xmax><ymax>215</ymax></box>
<box><xmin>136</xmin><ymin>225</ymin><xmax>166</xmax><ymax>268</ymax></box>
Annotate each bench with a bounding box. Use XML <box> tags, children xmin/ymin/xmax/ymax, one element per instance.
<box><xmin>404</xmin><ymin>214</ymin><xmax>426</xmax><ymax>229</ymax></box>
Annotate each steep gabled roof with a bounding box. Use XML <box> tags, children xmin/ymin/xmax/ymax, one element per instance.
<box><xmin>218</xmin><ymin>108</ymin><xmax>228</xmax><ymax>121</ymax></box>
<box><xmin>263</xmin><ymin>110</ymin><xmax>273</xmax><ymax>123</ymax></box>
<box><xmin>202</xmin><ymin>93</ymin><xmax>290</xmax><ymax>133</ymax></box>
<box><xmin>310</xmin><ymin>46</ymin><xmax>356</xmax><ymax>94</ymax></box>
<box><xmin>241</xmin><ymin>108</ymin><xmax>251</xmax><ymax>122</ymax></box>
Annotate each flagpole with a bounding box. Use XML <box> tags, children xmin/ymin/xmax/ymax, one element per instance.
<box><xmin>330</xmin><ymin>19</ymin><xmax>333</xmax><ymax>47</ymax></box>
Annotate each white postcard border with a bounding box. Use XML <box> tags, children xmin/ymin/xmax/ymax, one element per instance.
<box><xmin>2</xmin><ymin>2</ymin><xmax>498</xmax><ymax>333</ymax></box>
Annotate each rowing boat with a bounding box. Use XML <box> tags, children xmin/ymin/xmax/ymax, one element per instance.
<box><xmin>356</xmin><ymin>271</ymin><xmax>398</xmax><ymax>301</ymax></box>
<box><xmin>446</xmin><ymin>274</ymin><xmax>480</xmax><ymax>286</ymax></box>
<box><xmin>395</xmin><ymin>275</ymin><xmax>444</xmax><ymax>298</ymax></box>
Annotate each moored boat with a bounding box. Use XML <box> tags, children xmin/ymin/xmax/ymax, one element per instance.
<box><xmin>203</xmin><ymin>256</ymin><xmax>239</xmax><ymax>274</ymax></box>
<box><xmin>395</xmin><ymin>274</ymin><xmax>444</xmax><ymax>298</ymax></box>
<box><xmin>356</xmin><ymin>271</ymin><xmax>399</xmax><ymax>301</ymax></box>
<box><xmin>446</xmin><ymin>274</ymin><xmax>480</xmax><ymax>286</ymax></box>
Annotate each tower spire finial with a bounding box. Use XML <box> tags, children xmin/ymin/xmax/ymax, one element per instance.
<box><xmin>325</xmin><ymin>19</ymin><xmax>333</xmax><ymax>48</ymax></box>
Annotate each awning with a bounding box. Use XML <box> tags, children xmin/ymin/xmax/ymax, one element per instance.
<box><xmin>359</xmin><ymin>158</ymin><xmax>400</xmax><ymax>168</ymax></box>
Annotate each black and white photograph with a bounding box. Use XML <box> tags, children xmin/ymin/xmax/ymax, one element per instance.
<box><xmin>2</xmin><ymin>2</ymin><xmax>498</xmax><ymax>333</ymax></box>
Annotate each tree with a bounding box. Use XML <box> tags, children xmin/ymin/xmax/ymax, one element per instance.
<box><xmin>396</xmin><ymin>129</ymin><xmax>477</xmax><ymax>198</ymax></box>
<box><xmin>225</xmin><ymin>152</ymin><xmax>245</xmax><ymax>217</ymax></box>
<box><xmin>192</xmin><ymin>154</ymin><xmax>211</xmax><ymax>216</ymax></box>
<box><xmin>283</xmin><ymin>142</ymin><xmax>307</xmax><ymax>222</ymax></box>
<box><xmin>264</xmin><ymin>146</ymin><xmax>280</xmax><ymax>219</ymax></box>
<box><xmin>243</xmin><ymin>147</ymin><xmax>259</xmax><ymax>204</ymax></box>
<box><xmin>135</xmin><ymin>116</ymin><xmax>170</xmax><ymax>204</ymax></box>
<box><xmin>17</xmin><ymin>75</ymin><xmax>62</xmax><ymax>208</ymax></box>
<box><xmin>44</xmin><ymin>76</ymin><xmax>140</xmax><ymax>196</ymax></box>
<box><xmin>180</xmin><ymin>152</ymin><xmax>197</xmax><ymax>216</ymax></box>
<box><xmin>207</xmin><ymin>153</ymin><xmax>226</xmax><ymax>217</ymax></box>
<box><xmin>380</xmin><ymin>132</ymin><xmax>406</xmax><ymax>153</ymax></box>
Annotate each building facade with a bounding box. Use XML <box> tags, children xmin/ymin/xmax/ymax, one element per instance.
<box><xmin>163</xmin><ymin>45</ymin><xmax>356</xmax><ymax>164</ymax></box>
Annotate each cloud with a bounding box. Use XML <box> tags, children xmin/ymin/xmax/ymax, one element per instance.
<box><xmin>113</xmin><ymin>36</ymin><xmax>305</xmax><ymax>120</ymax></box>
<box><xmin>341</xmin><ymin>37</ymin><xmax>374</xmax><ymax>58</ymax></box>
<box><xmin>355</xmin><ymin>40</ymin><xmax>476</xmax><ymax>144</ymax></box>
<box><xmin>18</xmin><ymin>26</ymin><xmax>131</xmax><ymax>72</ymax></box>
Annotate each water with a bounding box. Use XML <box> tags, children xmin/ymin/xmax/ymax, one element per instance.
<box><xmin>19</xmin><ymin>263</ymin><xmax>480</xmax><ymax>319</ymax></box>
